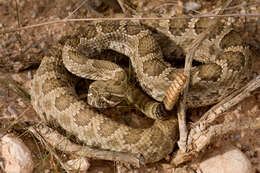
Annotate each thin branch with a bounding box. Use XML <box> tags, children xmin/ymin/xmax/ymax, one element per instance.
<box><xmin>0</xmin><ymin>79</ymin><xmax>31</xmax><ymax>101</ymax></box>
<box><xmin>65</xmin><ymin>0</ymin><xmax>89</xmax><ymax>19</ymax></box>
<box><xmin>29</xmin><ymin>124</ymin><xmax>145</xmax><ymax>167</ymax></box>
<box><xmin>0</xmin><ymin>107</ymin><xmax>31</xmax><ymax>138</ymax></box>
<box><xmin>172</xmin><ymin>118</ymin><xmax>260</xmax><ymax>166</ymax></box>
<box><xmin>194</xmin><ymin>75</ymin><xmax>260</xmax><ymax>127</ymax></box>
<box><xmin>65</xmin><ymin>0</ymin><xmax>103</xmax><ymax>19</ymax></box>
<box><xmin>1</xmin><ymin>13</ymin><xmax>259</xmax><ymax>34</ymax></box>
<box><xmin>176</xmin><ymin>0</ymin><xmax>234</xmax><ymax>152</ymax></box>
<box><xmin>15</xmin><ymin>0</ymin><xmax>20</xmax><ymax>27</ymax></box>
<box><xmin>171</xmin><ymin>75</ymin><xmax>260</xmax><ymax>166</ymax></box>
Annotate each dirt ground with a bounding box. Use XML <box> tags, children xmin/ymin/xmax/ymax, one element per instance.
<box><xmin>0</xmin><ymin>0</ymin><xmax>259</xmax><ymax>172</ymax></box>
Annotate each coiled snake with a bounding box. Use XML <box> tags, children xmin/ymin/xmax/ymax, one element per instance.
<box><xmin>30</xmin><ymin>18</ymin><xmax>252</xmax><ymax>163</ymax></box>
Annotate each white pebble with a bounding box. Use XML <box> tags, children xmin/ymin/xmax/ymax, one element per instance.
<box><xmin>200</xmin><ymin>145</ymin><xmax>253</xmax><ymax>173</ymax></box>
<box><xmin>184</xmin><ymin>2</ymin><xmax>201</xmax><ymax>12</ymax></box>
<box><xmin>1</xmin><ymin>134</ymin><xmax>34</xmax><ymax>173</ymax></box>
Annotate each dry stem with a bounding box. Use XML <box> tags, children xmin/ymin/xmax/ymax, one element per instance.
<box><xmin>176</xmin><ymin>0</ymin><xmax>234</xmax><ymax>152</ymax></box>
<box><xmin>29</xmin><ymin>124</ymin><xmax>144</xmax><ymax>168</ymax></box>
<box><xmin>171</xmin><ymin>75</ymin><xmax>260</xmax><ymax>166</ymax></box>
<box><xmin>1</xmin><ymin>14</ymin><xmax>259</xmax><ymax>34</ymax></box>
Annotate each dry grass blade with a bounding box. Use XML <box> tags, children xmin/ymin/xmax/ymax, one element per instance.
<box><xmin>29</xmin><ymin>125</ymin><xmax>71</xmax><ymax>173</ymax></box>
<box><xmin>0</xmin><ymin>79</ymin><xmax>30</xmax><ymax>101</ymax></box>
<box><xmin>1</xmin><ymin>14</ymin><xmax>259</xmax><ymax>34</ymax></box>
<box><xmin>0</xmin><ymin>107</ymin><xmax>31</xmax><ymax>138</ymax></box>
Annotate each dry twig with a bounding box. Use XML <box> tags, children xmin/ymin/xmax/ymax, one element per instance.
<box><xmin>171</xmin><ymin>75</ymin><xmax>260</xmax><ymax>166</ymax></box>
<box><xmin>0</xmin><ymin>79</ymin><xmax>30</xmax><ymax>101</ymax></box>
<box><xmin>194</xmin><ymin>75</ymin><xmax>260</xmax><ymax>127</ymax></box>
<box><xmin>1</xmin><ymin>14</ymin><xmax>259</xmax><ymax>34</ymax></box>
<box><xmin>65</xmin><ymin>0</ymin><xmax>103</xmax><ymax>19</ymax></box>
<box><xmin>176</xmin><ymin>0</ymin><xmax>234</xmax><ymax>152</ymax></box>
<box><xmin>29</xmin><ymin>124</ymin><xmax>144</xmax><ymax>168</ymax></box>
<box><xmin>0</xmin><ymin>107</ymin><xmax>31</xmax><ymax>138</ymax></box>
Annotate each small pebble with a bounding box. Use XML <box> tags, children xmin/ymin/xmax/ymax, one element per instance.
<box><xmin>12</xmin><ymin>74</ymin><xmax>24</xmax><ymax>83</ymax></box>
<box><xmin>7</xmin><ymin>105</ymin><xmax>19</xmax><ymax>116</ymax></box>
<box><xmin>44</xmin><ymin>169</ymin><xmax>51</xmax><ymax>173</ymax></box>
<box><xmin>31</xmin><ymin>11</ymin><xmax>37</xmax><ymax>18</ymax></box>
<box><xmin>39</xmin><ymin>41</ymin><xmax>46</xmax><ymax>49</ymax></box>
<box><xmin>0</xmin><ymin>89</ymin><xmax>5</xmax><ymax>97</ymax></box>
<box><xmin>19</xmin><ymin>1</ymin><xmax>25</xmax><ymax>7</ymax></box>
<box><xmin>1</xmin><ymin>134</ymin><xmax>34</xmax><ymax>173</ymax></box>
<box><xmin>234</xmin><ymin>109</ymin><xmax>242</xmax><ymax>119</ymax></box>
<box><xmin>66</xmin><ymin>5</ymin><xmax>71</xmax><ymax>11</ymax></box>
<box><xmin>27</xmin><ymin>71</ymin><xmax>33</xmax><ymax>80</ymax></box>
<box><xmin>241</xmin><ymin>131</ymin><xmax>246</xmax><ymax>138</ymax></box>
<box><xmin>234</xmin><ymin>134</ymin><xmax>241</xmax><ymax>140</ymax></box>
<box><xmin>66</xmin><ymin>158</ymin><xmax>90</xmax><ymax>171</ymax></box>
<box><xmin>89</xmin><ymin>0</ymin><xmax>103</xmax><ymax>8</ymax></box>
<box><xmin>0</xmin><ymin>157</ymin><xmax>4</xmax><ymax>170</ymax></box>
<box><xmin>184</xmin><ymin>2</ymin><xmax>201</xmax><ymax>12</ymax></box>
<box><xmin>236</xmin><ymin>142</ymin><xmax>242</xmax><ymax>149</ymax></box>
<box><xmin>17</xmin><ymin>98</ymin><xmax>26</xmax><ymax>108</ymax></box>
<box><xmin>13</xmin><ymin>62</ymin><xmax>24</xmax><ymax>72</ymax></box>
<box><xmin>251</xmin><ymin>158</ymin><xmax>258</xmax><ymax>164</ymax></box>
<box><xmin>1</xmin><ymin>4</ymin><xmax>9</xmax><ymax>15</ymax></box>
<box><xmin>242</xmin><ymin>145</ymin><xmax>249</xmax><ymax>151</ymax></box>
<box><xmin>249</xmin><ymin>6</ymin><xmax>256</xmax><ymax>11</ymax></box>
<box><xmin>2</xmin><ymin>112</ymin><xmax>11</xmax><ymax>118</ymax></box>
<box><xmin>246</xmin><ymin>151</ymin><xmax>257</xmax><ymax>158</ymax></box>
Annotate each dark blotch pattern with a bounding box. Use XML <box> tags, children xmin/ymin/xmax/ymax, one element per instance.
<box><xmin>219</xmin><ymin>51</ymin><xmax>245</xmax><ymax>71</ymax></box>
<box><xmin>125</xmin><ymin>21</ymin><xmax>144</xmax><ymax>35</ymax></box>
<box><xmin>149</xmin><ymin>127</ymin><xmax>164</xmax><ymax>148</ymax></box>
<box><xmin>43</xmin><ymin>99</ymin><xmax>52</xmax><ymax>111</ymax></box>
<box><xmin>42</xmin><ymin>79</ymin><xmax>59</xmax><ymax>95</ymax></box>
<box><xmin>78</xmin><ymin>25</ymin><xmax>98</xmax><ymax>39</ymax></box>
<box><xmin>32</xmin><ymin>81</ymin><xmax>40</xmax><ymax>96</ymax></box>
<box><xmin>92</xmin><ymin>60</ymin><xmax>119</xmax><ymax>71</ymax></box>
<box><xmin>67</xmin><ymin>50</ymin><xmax>87</xmax><ymax>65</ymax></box>
<box><xmin>220</xmin><ymin>30</ymin><xmax>244</xmax><ymax>49</ymax></box>
<box><xmin>198</xmin><ymin>64</ymin><xmax>221</xmax><ymax>81</ymax></box>
<box><xmin>122</xmin><ymin>128</ymin><xmax>143</xmax><ymax>144</ymax></box>
<box><xmin>143</xmin><ymin>59</ymin><xmax>165</xmax><ymax>76</ymax></box>
<box><xmin>195</xmin><ymin>18</ymin><xmax>224</xmax><ymax>39</ymax></box>
<box><xmin>66</xmin><ymin>37</ymin><xmax>81</xmax><ymax>49</ymax></box>
<box><xmin>99</xmin><ymin>21</ymin><xmax>121</xmax><ymax>33</ymax></box>
<box><xmin>74</xmin><ymin>107</ymin><xmax>97</xmax><ymax>126</ymax></box>
<box><xmin>138</xmin><ymin>35</ymin><xmax>160</xmax><ymax>57</ymax></box>
<box><xmin>98</xmin><ymin>119</ymin><xmax>119</xmax><ymax>137</ymax></box>
<box><xmin>169</xmin><ymin>18</ymin><xmax>189</xmax><ymax>36</ymax></box>
<box><xmin>55</xmin><ymin>93</ymin><xmax>77</xmax><ymax>111</ymax></box>
<box><xmin>59</xmin><ymin>113</ymin><xmax>72</xmax><ymax>128</ymax></box>
<box><xmin>107</xmin><ymin>139</ymin><xmax>121</xmax><ymax>149</ymax></box>
<box><xmin>37</xmin><ymin>61</ymin><xmax>55</xmax><ymax>76</ymax></box>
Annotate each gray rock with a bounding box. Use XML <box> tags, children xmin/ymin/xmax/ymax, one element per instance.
<box><xmin>199</xmin><ymin>145</ymin><xmax>253</xmax><ymax>173</ymax></box>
